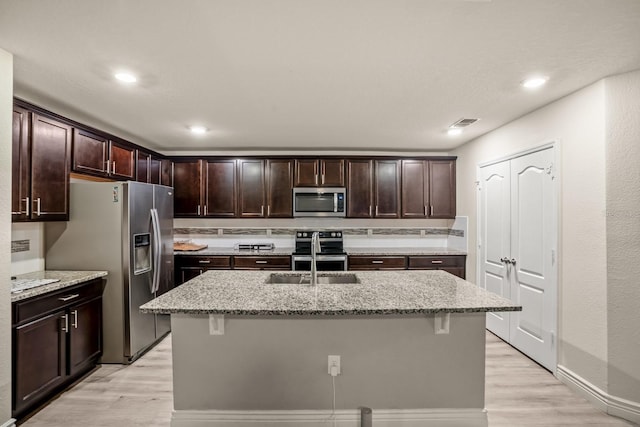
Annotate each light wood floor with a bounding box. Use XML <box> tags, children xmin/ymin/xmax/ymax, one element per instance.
<box><xmin>21</xmin><ymin>332</ymin><xmax>636</xmax><ymax>427</ymax></box>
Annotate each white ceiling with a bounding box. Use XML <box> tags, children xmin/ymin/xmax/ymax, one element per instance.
<box><xmin>1</xmin><ymin>0</ymin><xmax>640</xmax><ymax>155</ymax></box>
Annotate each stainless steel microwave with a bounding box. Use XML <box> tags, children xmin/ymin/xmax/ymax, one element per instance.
<box><xmin>293</xmin><ymin>187</ymin><xmax>346</xmax><ymax>217</ymax></box>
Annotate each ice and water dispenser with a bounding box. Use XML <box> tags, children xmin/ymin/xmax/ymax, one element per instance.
<box><xmin>133</xmin><ymin>233</ymin><xmax>152</xmax><ymax>274</ymax></box>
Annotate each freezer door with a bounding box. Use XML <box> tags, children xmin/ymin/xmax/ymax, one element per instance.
<box><xmin>154</xmin><ymin>184</ymin><xmax>174</xmax><ymax>338</ymax></box>
<box><xmin>124</xmin><ymin>182</ymin><xmax>157</xmax><ymax>360</ymax></box>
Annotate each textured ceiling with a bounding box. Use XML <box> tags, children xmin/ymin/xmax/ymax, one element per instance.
<box><xmin>1</xmin><ymin>0</ymin><xmax>639</xmax><ymax>155</ymax></box>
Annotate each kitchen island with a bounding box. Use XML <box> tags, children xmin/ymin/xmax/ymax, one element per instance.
<box><xmin>141</xmin><ymin>270</ymin><xmax>519</xmax><ymax>427</ymax></box>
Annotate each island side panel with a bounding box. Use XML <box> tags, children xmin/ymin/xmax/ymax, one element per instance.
<box><xmin>171</xmin><ymin>313</ymin><xmax>486</xmax><ymax>411</ymax></box>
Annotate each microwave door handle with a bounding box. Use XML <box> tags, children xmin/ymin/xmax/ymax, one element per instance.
<box><xmin>334</xmin><ymin>193</ymin><xmax>338</xmax><ymax>212</ymax></box>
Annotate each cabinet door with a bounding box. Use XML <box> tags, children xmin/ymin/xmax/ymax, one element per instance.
<box><xmin>68</xmin><ymin>297</ymin><xmax>102</xmax><ymax>376</ymax></box>
<box><xmin>161</xmin><ymin>159</ymin><xmax>173</xmax><ymax>187</ymax></box>
<box><xmin>320</xmin><ymin>159</ymin><xmax>345</xmax><ymax>187</ymax></box>
<box><xmin>149</xmin><ymin>156</ymin><xmax>162</xmax><ymax>184</ymax></box>
<box><xmin>204</xmin><ymin>159</ymin><xmax>236</xmax><ymax>217</ymax></box>
<box><xmin>429</xmin><ymin>160</ymin><xmax>456</xmax><ymax>218</ymax></box>
<box><xmin>30</xmin><ymin>114</ymin><xmax>71</xmax><ymax>221</ymax></box>
<box><xmin>401</xmin><ymin>160</ymin><xmax>428</xmax><ymax>218</ymax></box>
<box><xmin>13</xmin><ymin>310</ymin><xmax>67</xmax><ymax>415</ymax></box>
<box><xmin>346</xmin><ymin>159</ymin><xmax>373</xmax><ymax>217</ymax></box>
<box><xmin>178</xmin><ymin>267</ymin><xmax>204</xmax><ymax>285</ymax></box>
<box><xmin>109</xmin><ymin>141</ymin><xmax>136</xmax><ymax>180</ymax></box>
<box><xmin>294</xmin><ymin>159</ymin><xmax>319</xmax><ymax>187</ymax></box>
<box><xmin>136</xmin><ymin>151</ymin><xmax>151</xmax><ymax>182</ymax></box>
<box><xmin>348</xmin><ymin>256</ymin><xmax>406</xmax><ymax>270</ymax></box>
<box><xmin>266</xmin><ymin>159</ymin><xmax>293</xmax><ymax>217</ymax></box>
<box><xmin>12</xmin><ymin>106</ymin><xmax>30</xmax><ymax>221</ymax></box>
<box><xmin>173</xmin><ymin>160</ymin><xmax>202</xmax><ymax>217</ymax></box>
<box><xmin>233</xmin><ymin>256</ymin><xmax>291</xmax><ymax>270</ymax></box>
<box><xmin>373</xmin><ymin>160</ymin><xmax>400</xmax><ymax>218</ymax></box>
<box><xmin>238</xmin><ymin>159</ymin><xmax>265</xmax><ymax>217</ymax></box>
<box><xmin>72</xmin><ymin>129</ymin><xmax>109</xmax><ymax>177</ymax></box>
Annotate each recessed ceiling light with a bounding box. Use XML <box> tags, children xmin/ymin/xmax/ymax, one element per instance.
<box><xmin>447</xmin><ymin>127</ymin><xmax>463</xmax><ymax>136</ymax></box>
<box><xmin>189</xmin><ymin>125</ymin><xmax>208</xmax><ymax>135</ymax></box>
<box><xmin>114</xmin><ymin>72</ymin><xmax>137</xmax><ymax>83</ymax></box>
<box><xmin>521</xmin><ymin>76</ymin><xmax>548</xmax><ymax>89</ymax></box>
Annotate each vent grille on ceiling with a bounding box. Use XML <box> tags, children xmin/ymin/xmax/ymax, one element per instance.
<box><xmin>450</xmin><ymin>118</ymin><xmax>479</xmax><ymax>128</ymax></box>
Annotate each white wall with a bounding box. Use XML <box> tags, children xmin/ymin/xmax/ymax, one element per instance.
<box><xmin>11</xmin><ymin>223</ymin><xmax>45</xmax><ymax>275</ymax></box>
<box><xmin>453</xmin><ymin>81</ymin><xmax>609</xmax><ymax>390</ymax></box>
<box><xmin>604</xmin><ymin>70</ymin><xmax>640</xmax><ymax>407</ymax></box>
<box><xmin>0</xmin><ymin>48</ymin><xmax>14</xmax><ymax>425</ymax></box>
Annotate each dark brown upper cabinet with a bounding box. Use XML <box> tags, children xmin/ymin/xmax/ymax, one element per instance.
<box><xmin>294</xmin><ymin>158</ymin><xmax>344</xmax><ymax>187</ymax></box>
<box><xmin>173</xmin><ymin>159</ymin><xmax>202</xmax><ymax>217</ymax></box>
<box><xmin>136</xmin><ymin>151</ymin><xmax>151</xmax><ymax>182</ymax></box>
<box><xmin>401</xmin><ymin>159</ymin><xmax>456</xmax><ymax>219</ymax></box>
<box><xmin>204</xmin><ymin>159</ymin><xmax>237</xmax><ymax>217</ymax></box>
<box><xmin>346</xmin><ymin>159</ymin><xmax>400</xmax><ymax>218</ymax></box>
<box><xmin>238</xmin><ymin>159</ymin><xmax>266</xmax><ymax>218</ymax></box>
<box><xmin>12</xmin><ymin>108</ymin><xmax>71</xmax><ymax>222</ymax></box>
<box><xmin>160</xmin><ymin>159</ymin><xmax>173</xmax><ymax>187</ymax></box>
<box><xmin>266</xmin><ymin>159</ymin><xmax>293</xmax><ymax>217</ymax></box>
<box><xmin>72</xmin><ymin>129</ymin><xmax>135</xmax><ymax>180</ymax></box>
<box><xmin>149</xmin><ymin>155</ymin><xmax>162</xmax><ymax>184</ymax></box>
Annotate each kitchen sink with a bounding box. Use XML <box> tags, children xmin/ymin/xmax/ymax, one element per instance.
<box><xmin>265</xmin><ymin>273</ymin><xmax>360</xmax><ymax>285</ymax></box>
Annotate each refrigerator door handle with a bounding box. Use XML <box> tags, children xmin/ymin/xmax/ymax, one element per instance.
<box><xmin>150</xmin><ymin>208</ymin><xmax>162</xmax><ymax>294</ymax></box>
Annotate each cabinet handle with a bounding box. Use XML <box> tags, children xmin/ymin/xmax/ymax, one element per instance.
<box><xmin>34</xmin><ymin>197</ymin><xmax>41</xmax><ymax>216</ymax></box>
<box><xmin>198</xmin><ymin>260</ymin><xmax>211</xmax><ymax>264</ymax></box>
<box><xmin>371</xmin><ymin>260</ymin><xmax>384</xmax><ymax>264</ymax></box>
<box><xmin>106</xmin><ymin>160</ymin><xmax>111</xmax><ymax>174</ymax></box>
<box><xmin>321</xmin><ymin>174</ymin><xmax>325</xmax><ymax>185</ymax></box>
<box><xmin>255</xmin><ymin>260</ymin><xmax>268</xmax><ymax>264</ymax></box>
<box><xmin>58</xmin><ymin>294</ymin><xmax>80</xmax><ymax>302</ymax></box>
<box><xmin>61</xmin><ymin>314</ymin><xmax>69</xmax><ymax>333</ymax></box>
<box><xmin>431</xmin><ymin>260</ymin><xmax>443</xmax><ymax>264</ymax></box>
<box><xmin>24</xmin><ymin>197</ymin><xmax>30</xmax><ymax>216</ymax></box>
<box><xmin>197</xmin><ymin>205</ymin><xmax>201</xmax><ymax>215</ymax></box>
<box><xmin>315</xmin><ymin>174</ymin><xmax>318</xmax><ymax>185</ymax></box>
<box><xmin>424</xmin><ymin>205</ymin><xmax>427</xmax><ymax>216</ymax></box>
<box><xmin>261</xmin><ymin>205</ymin><xmax>264</xmax><ymax>216</ymax></box>
<box><xmin>204</xmin><ymin>205</ymin><xmax>208</xmax><ymax>216</ymax></box>
<box><xmin>430</xmin><ymin>205</ymin><xmax>434</xmax><ymax>216</ymax></box>
<box><xmin>267</xmin><ymin>205</ymin><xmax>271</xmax><ymax>216</ymax></box>
<box><xmin>72</xmin><ymin>310</ymin><xmax>79</xmax><ymax>328</ymax></box>
<box><xmin>375</xmin><ymin>205</ymin><xmax>379</xmax><ymax>216</ymax></box>
<box><xmin>112</xmin><ymin>161</ymin><xmax>116</xmax><ymax>174</ymax></box>
<box><xmin>369</xmin><ymin>206</ymin><xmax>372</xmax><ymax>216</ymax></box>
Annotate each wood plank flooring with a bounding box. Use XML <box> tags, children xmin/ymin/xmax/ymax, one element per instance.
<box><xmin>20</xmin><ymin>332</ymin><xmax>636</xmax><ymax>427</ymax></box>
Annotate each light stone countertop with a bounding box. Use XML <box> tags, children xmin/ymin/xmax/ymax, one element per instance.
<box><xmin>11</xmin><ymin>270</ymin><xmax>108</xmax><ymax>303</ymax></box>
<box><xmin>175</xmin><ymin>247</ymin><xmax>466</xmax><ymax>256</ymax></box>
<box><xmin>140</xmin><ymin>270</ymin><xmax>519</xmax><ymax>316</ymax></box>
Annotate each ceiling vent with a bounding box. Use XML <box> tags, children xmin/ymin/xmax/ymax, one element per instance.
<box><xmin>449</xmin><ymin>118</ymin><xmax>479</xmax><ymax>128</ymax></box>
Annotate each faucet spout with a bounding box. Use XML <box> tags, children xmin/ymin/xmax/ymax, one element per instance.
<box><xmin>310</xmin><ymin>231</ymin><xmax>321</xmax><ymax>286</ymax></box>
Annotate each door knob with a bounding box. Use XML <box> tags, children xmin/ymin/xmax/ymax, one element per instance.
<box><xmin>510</xmin><ymin>258</ymin><xmax>517</xmax><ymax>265</ymax></box>
<box><xmin>500</xmin><ymin>257</ymin><xmax>510</xmax><ymax>264</ymax></box>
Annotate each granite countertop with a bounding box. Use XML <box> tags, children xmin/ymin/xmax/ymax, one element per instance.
<box><xmin>175</xmin><ymin>247</ymin><xmax>467</xmax><ymax>256</ymax></box>
<box><xmin>174</xmin><ymin>248</ymin><xmax>295</xmax><ymax>256</ymax></box>
<box><xmin>11</xmin><ymin>270</ymin><xmax>108</xmax><ymax>302</ymax></box>
<box><xmin>140</xmin><ymin>270</ymin><xmax>519</xmax><ymax>316</ymax></box>
<box><xmin>345</xmin><ymin>247</ymin><xmax>467</xmax><ymax>256</ymax></box>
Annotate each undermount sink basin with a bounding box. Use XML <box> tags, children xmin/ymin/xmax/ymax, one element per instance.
<box><xmin>266</xmin><ymin>273</ymin><xmax>360</xmax><ymax>285</ymax></box>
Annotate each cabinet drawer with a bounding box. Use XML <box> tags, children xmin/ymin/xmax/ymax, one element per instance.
<box><xmin>348</xmin><ymin>256</ymin><xmax>406</xmax><ymax>270</ymax></box>
<box><xmin>13</xmin><ymin>279</ymin><xmax>104</xmax><ymax>326</ymax></box>
<box><xmin>177</xmin><ymin>256</ymin><xmax>232</xmax><ymax>269</ymax></box>
<box><xmin>407</xmin><ymin>255</ymin><xmax>466</xmax><ymax>269</ymax></box>
<box><xmin>233</xmin><ymin>256</ymin><xmax>291</xmax><ymax>270</ymax></box>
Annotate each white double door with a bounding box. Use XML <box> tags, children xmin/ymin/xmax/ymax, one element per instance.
<box><xmin>478</xmin><ymin>146</ymin><xmax>557</xmax><ymax>372</ymax></box>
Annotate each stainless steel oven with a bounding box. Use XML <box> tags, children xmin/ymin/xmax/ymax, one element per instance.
<box><xmin>292</xmin><ymin>254</ymin><xmax>347</xmax><ymax>271</ymax></box>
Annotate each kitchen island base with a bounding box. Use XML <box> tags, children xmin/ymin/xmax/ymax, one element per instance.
<box><xmin>169</xmin><ymin>312</ymin><xmax>488</xmax><ymax>427</ymax></box>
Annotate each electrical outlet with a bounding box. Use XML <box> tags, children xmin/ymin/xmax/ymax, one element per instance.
<box><xmin>328</xmin><ymin>355</ymin><xmax>341</xmax><ymax>375</ymax></box>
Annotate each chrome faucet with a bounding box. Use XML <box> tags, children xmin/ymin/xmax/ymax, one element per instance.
<box><xmin>310</xmin><ymin>231</ymin><xmax>321</xmax><ymax>286</ymax></box>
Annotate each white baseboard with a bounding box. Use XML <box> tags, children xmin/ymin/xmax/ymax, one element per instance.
<box><xmin>557</xmin><ymin>365</ymin><xmax>640</xmax><ymax>424</ymax></box>
<box><xmin>0</xmin><ymin>418</ymin><xmax>16</xmax><ymax>427</ymax></box>
<box><xmin>171</xmin><ymin>408</ymin><xmax>488</xmax><ymax>427</ymax></box>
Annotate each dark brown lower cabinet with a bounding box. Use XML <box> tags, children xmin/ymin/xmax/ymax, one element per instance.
<box><xmin>233</xmin><ymin>256</ymin><xmax>291</xmax><ymax>270</ymax></box>
<box><xmin>12</xmin><ymin>279</ymin><xmax>105</xmax><ymax>420</ymax></box>
<box><xmin>348</xmin><ymin>256</ymin><xmax>406</xmax><ymax>270</ymax></box>
<box><xmin>407</xmin><ymin>255</ymin><xmax>466</xmax><ymax>279</ymax></box>
<box><xmin>174</xmin><ymin>255</ymin><xmax>292</xmax><ymax>285</ymax></box>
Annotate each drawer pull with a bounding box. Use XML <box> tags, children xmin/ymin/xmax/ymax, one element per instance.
<box><xmin>371</xmin><ymin>260</ymin><xmax>384</xmax><ymax>264</ymax></box>
<box><xmin>58</xmin><ymin>294</ymin><xmax>80</xmax><ymax>302</ymax></box>
<box><xmin>431</xmin><ymin>260</ymin><xmax>443</xmax><ymax>264</ymax></box>
<box><xmin>198</xmin><ymin>260</ymin><xmax>211</xmax><ymax>264</ymax></box>
<box><xmin>255</xmin><ymin>260</ymin><xmax>268</xmax><ymax>264</ymax></box>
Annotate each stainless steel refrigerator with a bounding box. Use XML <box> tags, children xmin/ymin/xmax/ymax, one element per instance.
<box><xmin>45</xmin><ymin>181</ymin><xmax>174</xmax><ymax>363</ymax></box>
